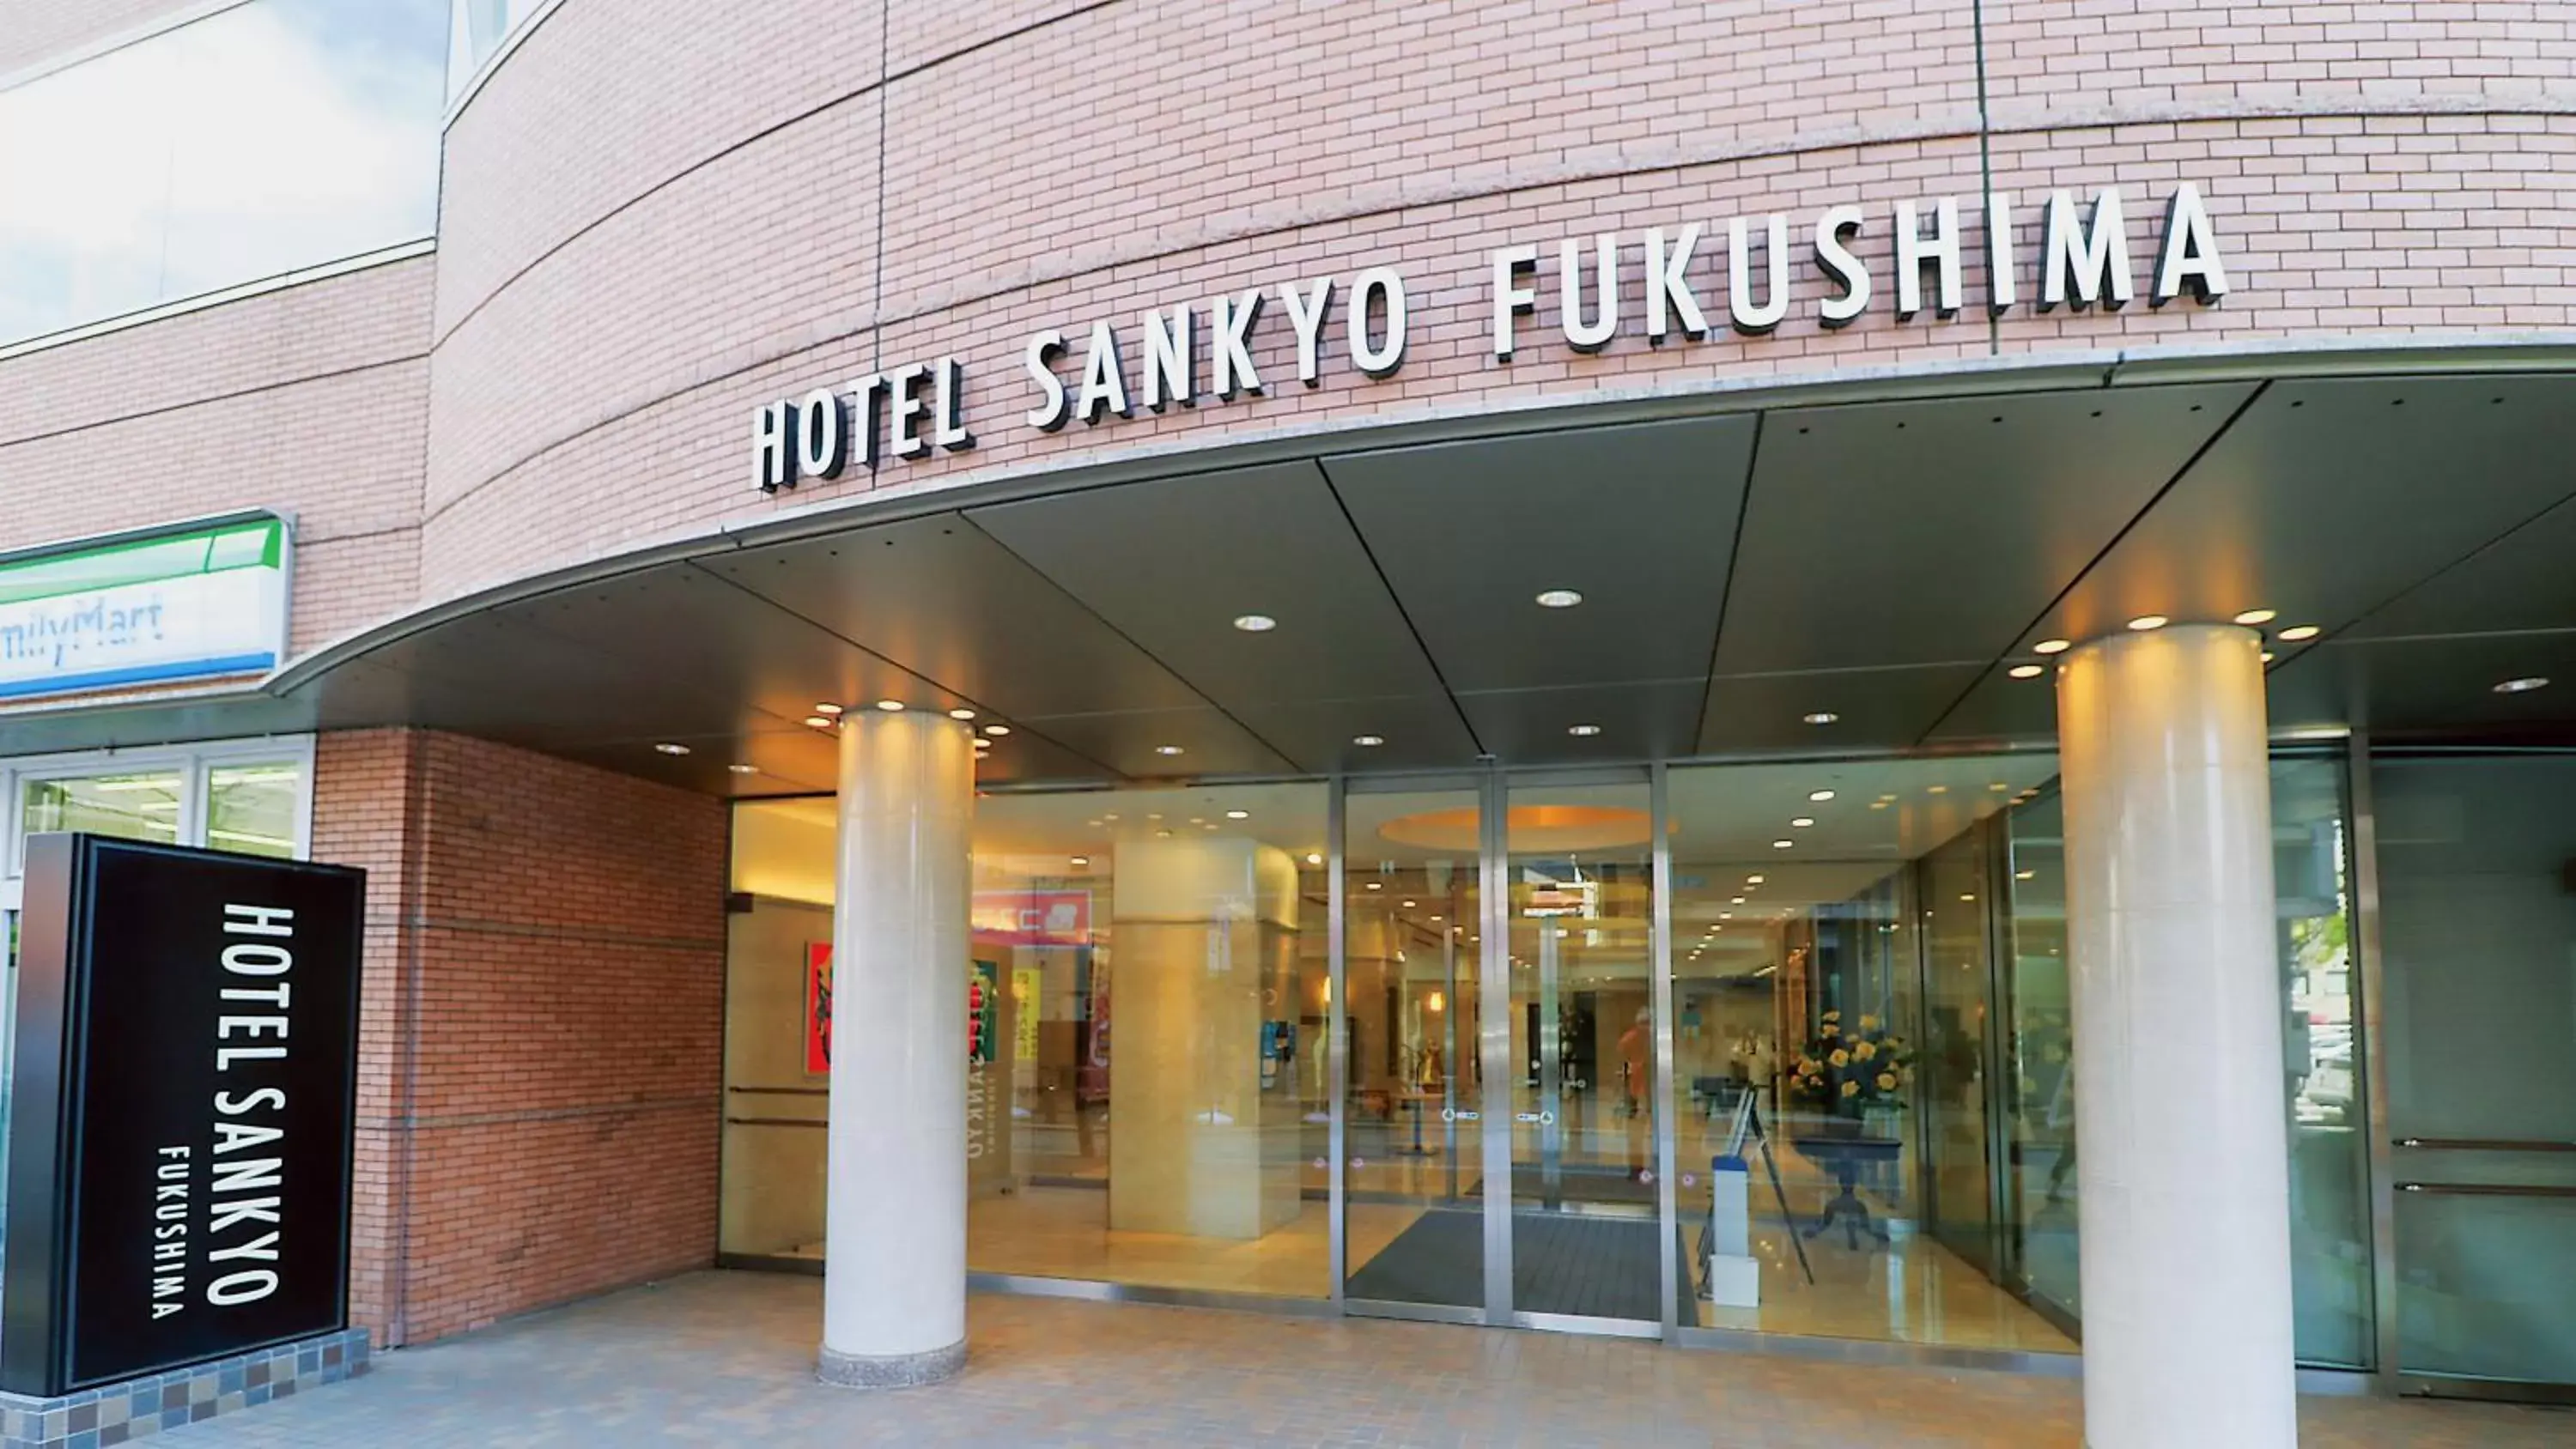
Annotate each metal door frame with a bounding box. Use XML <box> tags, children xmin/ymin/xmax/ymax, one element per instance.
<box><xmin>1334</xmin><ymin>766</ymin><xmax>1670</xmax><ymax>1338</ymax></box>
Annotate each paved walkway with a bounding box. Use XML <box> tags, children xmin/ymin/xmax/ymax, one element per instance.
<box><xmin>165</xmin><ymin>1271</ymin><xmax>2567</xmax><ymax>1447</ymax></box>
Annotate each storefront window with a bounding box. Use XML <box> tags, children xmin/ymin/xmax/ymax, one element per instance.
<box><xmin>21</xmin><ymin>772</ymin><xmax>184</xmax><ymax>846</ymax></box>
<box><xmin>719</xmin><ymin>782</ymin><xmax>1333</xmax><ymax>1297</ymax></box>
<box><xmin>0</xmin><ymin>0</ymin><xmax>446</xmax><ymax>349</ymax></box>
<box><xmin>205</xmin><ymin>762</ymin><xmax>306</xmax><ymax>858</ymax></box>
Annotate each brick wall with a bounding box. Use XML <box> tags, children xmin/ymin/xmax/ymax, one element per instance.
<box><xmin>312</xmin><ymin>729</ymin><xmax>729</xmax><ymax>1346</ymax></box>
<box><xmin>416</xmin><ymin>0</ymin><xmax>2576</xmax><ymax>605</ymax></box>
<box><xmin>0</xmin><ymin>0</ymin><xmax>198</xmax><ymax>76</ymax></box>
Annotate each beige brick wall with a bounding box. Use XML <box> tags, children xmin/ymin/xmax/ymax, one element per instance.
<box><xmin>0</xmin><ymin>258</ymin><xmax>434</xmax><ymax>657</ymax></box>
<box><xmin>0</xmin><ymin>0</ymin><xmax>201</xmax><ymax>76</ymax></box>
<box><xmin>417</xmin><ymin>0</ymin><xmax>2576</xmax><ymax>605</ymax></box>
<box><xmin>313</xmin><ymin>728</ymin><xmax>728</xmax><ymax>1346</ymax></box>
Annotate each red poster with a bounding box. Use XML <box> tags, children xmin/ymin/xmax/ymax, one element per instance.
<box><xmin>805</xmin><ymin>942</ymin><xmax>832</xmax><ymax>1075</ymax></box>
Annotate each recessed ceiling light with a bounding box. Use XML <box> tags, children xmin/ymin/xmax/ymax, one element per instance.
<box><xmin>2008</xmin><ymin>664</ymin><xmax>2044</xmax><ymax>679</ymax></box>
<box><xmin>1990</xmin><ymin>783</ymin><xmax>2010</xmax><ymax>792</ymax></box>
<box><xmin>1771</xmin><ymin>839</ymin><xmax>1794</xmax><ymax>849</ymax></box>
<box><xmin>1731</xmin><ymin>895</ymin><xmax>1746</xmax><ymax>905</ymax></box>
<box><xmin>2128</xmin><ymin>615</ymin><xmax>2168</xmax><ymax>631</ymax></box>
<box><xmin>1789</xmin><ymin>816</ymin><xmax>1814</xmax><ymax>828</ymax></box>
<box><xmin>727</xmin><ymin>763</ymin><xmax>758</xmax><ymax>774</ymax></box>
<box><xmin>2278</xmin><ymin>624</ymin><xmax>2323</xmax><ymax>641</ymax></box>
<box><xmin>875</xmin><ymin>699</ymin><xmax>905</xmax><ymax>712</ymax></box>
<box><xmin>1870</xmin><ymin>801</ymin><xmax>1888</xmax><ymax>809</ymax></box>
<box><xmin>2016</xmin><ymin>870</ymin><xmax>2036</xmax><ymax>880</ymax></box>
<box><xmin>1402</xmin><ymin>900</ymin><xmax>1417</xmax><ymax>907</ymax></box>
<box><xmin>2261</xmin><ymin>651</ymin><xmax>2275</xmax><ymax>664</ymax></box>
<box><xmin>1807</xmin><ymin>789</ymin><xmax>1836</xmax><ymax>802</ymax></box>
<box><xmin>1567</xmin><ymin>724</ymin><xmax>1603</xmax><ymax>737</ymax></box>
<box><xmin>2033</xmin><ymin>639</ymin><xmax>2071</xmax><ymax>655</ymax></box>
<box><xmin>984</xmin><ymin>724</ymin><xmax>1011</xmax><ymax>737</ymax></box>
<box><xmin>1535</xmin><ymin>589</ymin><xmax>1583</xmax><ymax>609</ymax></box>
<box><xmin>948</xmin><ymin>707</ymin><xmax>976</xmax><ymax>720</ymax></box>
<box><xmin>805</xmin><ymin>715</ymin><xmax>835</xmax><ymax>729</ymax></box>
<box><xmin>1928</xmin><ymin>785</ymin><xmax>1948</xmax><ymax>795</ymax></box>
<box><xmin>1959</xmin><ymin>893</ymin><xmax>1977</xmax><ymax>902</ymax></box>
<box><xmin>1719</xmin><ymin>912</ymin><xmax>1734</xmax><ymax>920</ymax></box>
<box><xmin>1366</xmin><ymin>882</ymin><xmax>1382</xmax><ymax>891</ymax></box>
<box><xmin>1802</xmin><ymin>712</ymin><xmax>1838</xmax><ymax>725</ymax></box>
<box><xmin>1155</xmin><ymin>744</ymin><xmax>1185</xmax><ymax>756</ymax></box>
<box><xmin>1225</xmin><ymin>809</ymin><xmax>1249</xmax><ymax>819</ymax></box>
<box><xmin>1305</xmin><ymin>852</ymin><xmax>1323</xmax><ymax>865</ymax></box>
<box><xmin>1233</xmin><ymin>614</ymin><xmax>1278</xmax><ymax>632</ymax></box>
<box><xmin>1430</xmin><ymin>914</ymin><xmax>1443</xmax><ymax>922</ymax></box>
<box><xmin>2233</xmin><ymin>609</ymin><xmax>2277</xmax><ymax>626</ymax></box>
<box><xmin>1746</xmin><ymin>875</ymin><xmax>1764</xmax><ymax>884</ymax></box>
<box><xmin>1188</xmin><ymin>818</ymin><xmax>1205</xmax><ymax>825</ymax></box>
<box><xmin>653</xmin><ymin>743</ymin><xmax>690</xmax><ymax>755</ymax></box>
<box><xmin>1071</xmin><ymin>856</ymin><xmax>1090</xmax><ymax>866</ymax></box>
<box><xmin>1352</xmin><ymin>734</ymin><xmax>1385</xmax><ymax>747</ymax></box>
<box><xmin>813</xmin><ymin>702</ymin><xmax>845</xmax><ymax>716</ymax></box>
<box><xmin>2494</xmin><ymin>676</ymin><xmax>2551</xmax><ymax>694</ymax></box>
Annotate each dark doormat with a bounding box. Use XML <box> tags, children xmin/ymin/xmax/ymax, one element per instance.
<box><xmin>1345</xmin><ymin>1208</ymin><xmax>1664</xmax><ymax>1321</ymax></box>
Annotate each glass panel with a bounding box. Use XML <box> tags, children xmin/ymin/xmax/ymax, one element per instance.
<box><xmin>2001</xmin><ymin>790</ymin><xmax>2077</xmax><ymax>1322</ymax></box>
<box><xmin>447</xmin><ymin>0</ymin><xmax>544</xmax><ymax>100</ymax></box>
<box><xmin>969</xmin><ymin>784</ymin><xmax>1330</xmax><ymax>1296</ymax></box>
<box><xmin>204</xmin><ymin>761</ymin><xmax>303</xmax><ymax>858</ymax></box>
<box><xmin>1918</xmin><ymin>827</ymin><xmax>1997</xmax><ymax>1276</ymax></box>
<box><xmin>22</xmin><ymin>771</ymin><xmax>184</xmax><ymax>846</ymax></box>
<box><xmin>717</xmin><ymin>799</ymin><xmax>832</xmax><ymax>1261</ymax></box>
<box><xmin>2374</xmin><ymin>752</ymin><xmax>2576</xmax><ymax>1385</ymax></box>
<box><xmin>1669</xmin><ymin>756</ymin><xmax>2071</xmax><ymax>1352</ymax></box>
<box><xmin>1504</xmin><ymin>779</ymin><xmax>1656</xmax><ymax>1320</ymax></box>
<box><xmin>2273</xmin><ymin>756</ymin><xmax>2372</xmax><ymax>1367</ymax></box>
<box><xmin>0</xmin><ymin>0</ymin><xmax>446</xmax><ymax>348</ymax></box>
<box><xmin>1340</xmin><ymin>785</ymin><xmax>1484</xmax><ymax>1310</ymax></box>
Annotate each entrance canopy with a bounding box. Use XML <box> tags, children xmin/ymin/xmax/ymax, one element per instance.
<box><xmin>22</xmin><ymin>351</ymin><xmax>2576</xmax><ymax>792</ymax></box>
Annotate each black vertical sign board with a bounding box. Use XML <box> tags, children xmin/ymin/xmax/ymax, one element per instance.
<box><xmin>1</xmin><ymin>835</ymin><xmax>364</xmax><ymax>1397</ymax></box>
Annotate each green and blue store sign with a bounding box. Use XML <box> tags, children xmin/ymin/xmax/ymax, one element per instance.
<box><xmin>0</xmin><ymin>514</ymin><xmax>289</xmax><ymax>700</ymax></box>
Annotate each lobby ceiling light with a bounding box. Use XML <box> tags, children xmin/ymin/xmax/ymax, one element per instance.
<box><xmin>984</xmin><ymin>724</ymin><xmax>1011</xmax><ymax>737</ymax></box>
<box><xmin>804</xmin><ymin>715</ymin><xmax>835</xmax><ymax>729</ymax></box>
<box><xmin>653</xmin><ymin>743</ymin><xmax>690</xmax><ymax>755</ymax></box>
<box><xmin>1402</xmin><ymin>900</ymin><xmax>1417</xmax><ymax>907</ymax></box>
<box><xmin>1366</xmin><ymin>882</ymin><xmax>1382</xmax><ymax>891</ymax></box>
<box><xmin>1807</xmin><ymin>789</ymin><xmax>1836</xmax><ymax>802</ymax></box>
<box><xmin>1535</xmin><ymin>589</ymin><xmax>1584</xmax><ymax>609</ymax></box>
<box><xmin>1567</xmin><ymin>724</ymin><xmax>1603</xmax><ymax>737</ymax></box>
<box><xmin>1232</xmin><ymin>613</ymin><xmax>1278</xmax><ymax>632</ymax></box>
<box><xmin>1352</xmin><ymin>734</ymin><xmax>1385</xmax><ymax>747</ymax></box>
<box><xmin>1990</xmin><ymin>782</ymin><xmax>2010</xmax><ymax>792</ymax></box>
<box><xmin>1927</xmin><ymin>785</ymin><xmax>1948</xmax><ymax>795</ymax></box>
<box><xmin>1155</xmin><ymin>744</ymin><xmax>1185</xmax><ymax>756</ymax></box>
<box><xmin>1746</xmin><ymin>875</ymin><xmax>1763</xmax><ymax>884</ymax></box>
<box><xmin>1306</xmin><ymin>852</ymin><xmax>1323</xmax><ymax>865</ymax></box>
<box><xmin>1225</xmin><ymin>809</ymin><xmax>1249</xmax><ymax>819</ymax></box>
<box><xmin>2127</xmin><ymin>615</ymin><xmax>2168</xmax><ymax>631</ymax></box>
<box><xmin>2033</xmin><ymin>639</ymin><xmax>2070</xmax><ymax>655</ymax></box>
<box><xmin>875</xmin><ymin>699</ymin><xmax>905</xmax><ymax>712</ymax></box>
<box><xmin>949</xmin><ymin>707</ymin><xmax>976</xmax><ymax>720</ymax></box>
<box><xmin>2494</xmin><ymin>676</ymin><xmax>2551</xmax><ymax>694</ymax></box>
<box><xmin>2261</xmin><ymin>651</ymin><xmax>2276</xmax><ymax>664</ymax></box>
<box><xmin>2016</xmin><ymin>870</ymin><xmax>2037</xmax><ymax>880</ymax></box>
<box><xmin>2278</xmin><ymin>624</ymin><xmax>2323</xmax><ymax>641</ymax></box>
<box><xmin>2233</xmin><ymin>609</ymin><xmax>2277</xmax><ymax>626</ymax></box>
<box><xmin>727</xmin><ymin>763</ymin><xmax>758</xmax><ymax>775</ymax></box>
<box><xmin>1731</xmin><ymin>895</ymin><xmax>1746</xmax><ymax>905</ymax></box>
<box><xmin>813</xmin><ymin>702</ymin><xmax>845</xmax><ymax>717</ymax></box>
<box><xmin>1789</xmin><ymin>816</ymin><xmax>1814</xmax><ymax>828</ymax></box>
<box><xmin>2008</xmin><ymin>664</ymin><xmax>2044</xmax><ymax>679</ymax></box>
<box><xmin>1801</xmin><ymin>712</ymin><xmax>1838</xmax><ymax>725</ymax></box>
<box><xmin>1070</xmin><ymin>856</ymin><xmax>1090</xmax><ymax>867</ymax></box>
<box><xmin>1771</xmin><ymin>839</ymin><xmax>1794</xmax><ymax>849</ymax></box>
<box><xmin>1719</xmin><ymin>912</ymin><xmax>1734</xmax><ymax>920</ymax></box>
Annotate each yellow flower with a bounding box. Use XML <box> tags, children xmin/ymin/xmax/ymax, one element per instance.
<box><xmin>1840</xmin><ymin>1080</ymin><xmax>1860</xmax><ymax>1098</ymax></box>
<box><xmin>1806</xmin><ymin>1076</ymin><xmax>1824</xmax><ymax>1090</ymax></box>
<box><xmin>1876</xmin><ymin>1072</ymin><xmax>1898</xmax><ymax>1091</ymax></box>
<box><xmin>1859</xmin><ymin>1015</ymin><xmax>1880</xmax><ymax>1031</ymax></box>
<box><xmin>1828</xmin><ymin>1049</ymin><xmax>1850</xmax><ymax>1068</ymax></box>
<box><xmin>1798</xmin><ymin>1058</ymin><xmax>1819</xmax><ymax>1076</ymax></box>
<box><xmin>1820</xmin><ymin>1022</ymin><xmax>1840</xmax><ymax>1039</ymax></box>
<box><xmin>1852</xmin><ymin>1040</ymin><xmax>1876</xmax><ymax>1062</ymax></box>
<box><xmin>1821</xmin><ymin>1010</ymin><xmax>1841</xmax><ymax>1022</ymax></box>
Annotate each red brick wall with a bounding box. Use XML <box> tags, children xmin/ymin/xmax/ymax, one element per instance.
<box><xmin>416</xmin><ymin>0</ymin><xmax>2576</xmax><ymax>605</ymax></box>
<box><xmin>312</xmin><ymin>729</ymin><xmax>730</xmax><ymax>1345</ymax></box>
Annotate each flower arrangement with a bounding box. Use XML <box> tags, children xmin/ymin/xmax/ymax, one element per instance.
<box><xmin>1787</xmin><ymin>1010</ymin><xmax>1912</xmax><ymax>1117</ymax></box>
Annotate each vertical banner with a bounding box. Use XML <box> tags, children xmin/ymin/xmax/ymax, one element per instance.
<box><xmin>1</xmin><ymin>835</ymin><xmax>364</xmax><ymax>1397</ymax></box>
<box><xmin>805</xmin><ymin>943</ymin><xmax>832</xmax><ymax>1075</ymax></box>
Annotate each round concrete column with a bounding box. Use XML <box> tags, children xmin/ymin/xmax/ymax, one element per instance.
<box><xmin>2057</xmin><ymin>624</ymin><xmax>2295</xmax><ymax>1448</ymax></box>
<box><xmin>818</xmin><ymin>710</ymin><xmax>975</xmax><ymax>1388</ymax></box>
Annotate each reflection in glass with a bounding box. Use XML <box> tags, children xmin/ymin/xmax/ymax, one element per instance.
<box><xmin>0</xmin><ymin>0</ymin><xmax>445</xmax><ymax>348</ymax></box>
<box><xmin>22</xmin><ymin>772</ymin><xmax>184</xmax><ymax>846</ymax></box>
<box><xmin>1917</xmin><ymin>827</ymin><xmax>1997</xmax><ymax>1276</ymax></box>
<box><xmin>447</xmin><ymin>0</ymin><xmax>547</xmax><ymax>100</ymax></box>
<box><xmin>205</xmin><ymin>762</ymin><xmax>303</xmax><ymax>858</ymax></box>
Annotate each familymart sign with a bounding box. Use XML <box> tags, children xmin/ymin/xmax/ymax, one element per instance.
<box><xmin>0</xmin><ymin>516</ymin><xmax>289</xmax><ymax>700</ymax></box>
<box><xmin>754</xmin><ymin>182</ymin><xmax>2229</xmax><ymax>490</ymax></box>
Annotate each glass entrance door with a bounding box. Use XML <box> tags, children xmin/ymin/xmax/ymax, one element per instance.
<box><xmin>1340</xmin><ymin>773</ymin><xmax>1662</xmax><ymax>1331</ymax></box>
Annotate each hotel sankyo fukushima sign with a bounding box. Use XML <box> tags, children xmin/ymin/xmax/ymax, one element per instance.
<box><xmin>0</xmin><ymin>514</ymin><xmax>290</xmax><ymax>702</ymax></box>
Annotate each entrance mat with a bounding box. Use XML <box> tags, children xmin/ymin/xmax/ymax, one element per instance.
<box><xmin>1346</xmin><ymin>1209</ymin><xmax>1663</xmax><ymax>1321</ymax></box>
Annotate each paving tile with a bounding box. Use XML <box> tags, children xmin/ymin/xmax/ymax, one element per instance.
<box><xmin>154</xmin><ymin>1271</ymin><xmax>2571</xmax><ymax>1447</ymax></box>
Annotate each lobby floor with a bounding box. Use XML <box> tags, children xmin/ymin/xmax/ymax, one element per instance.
<box><xmin>163</xmin><ymin>1271</ymin><xmax>2567</xmax><ymax>1447</ymax></box>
